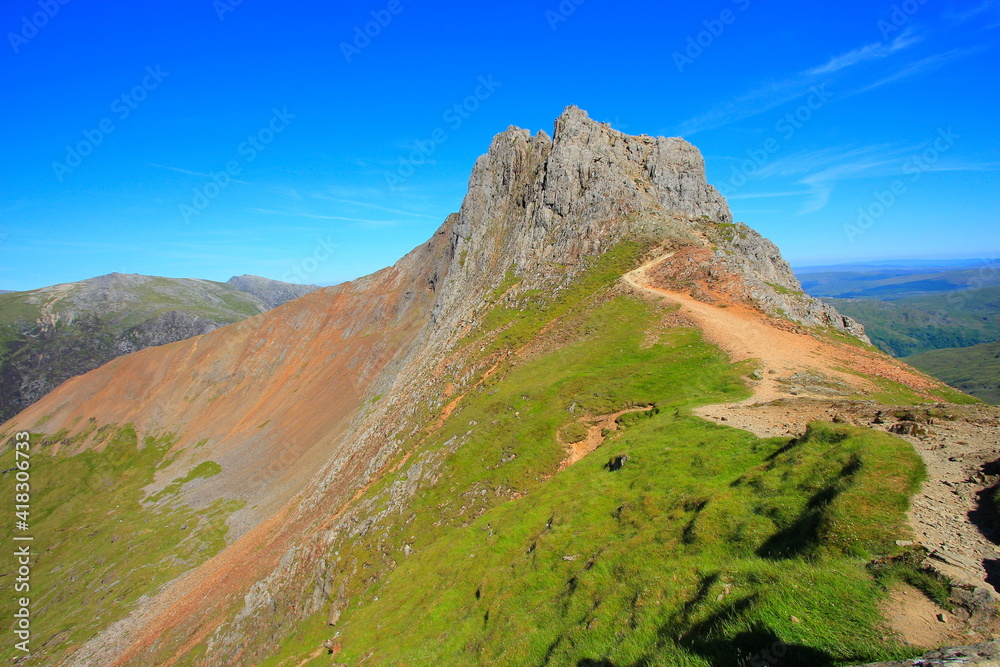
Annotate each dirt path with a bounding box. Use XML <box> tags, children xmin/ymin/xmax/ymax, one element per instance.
<box><xmin>558</xmin><ymin>406</ymin><xmax>654</xmax><ymax>469</ymax></box>
<box><xmin>623</xmin><ymin>253</ymin><xmax>876</xmax><ymax>405</ymax></box>
<box><xmin>623</xmin><ymin>253</ymin><xmax>1000</xmax><ymax>603</ymax></box>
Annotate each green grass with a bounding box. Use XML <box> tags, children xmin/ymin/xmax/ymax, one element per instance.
<box><xmin>906</xmin><ymin>340</ymin><xmax>1000</xmax><ymax>404</ymax></box>
<box><xmin>0</xmin><ymin>426</ymin><xmax>242</xmax><ymax>661</ymax></box>
<box><xmin>561</xmin><ymin>422</ymin><xmax>589</xmax><ymax>442</ymax></box>
<box><xmin>148</xmin><ymin>460</ymin><xmax>223</xmax><ymax>501</ymax></box>
<box><xmin>868</xmin><ymin>550</ymin><xmax>953</xmax><ymax>610</ymax></box>
<box><xmin>766</xmin><ymin>282</ymin><xmax>805</xmax><ymax>297</ymax></box>
<box><xmin>0</xmin><ymin>275</ymin><xmax>276</xmax><ymax>421</ymax></box>
<box><xmin>262</xmin><ymin>286</ymin><xmax>926</xmax><ymax>666</ymax></box>
<box><xmin>471</xmin><ymin>241</ymin><xmax>648</xmax><ymax>355</ymax></box>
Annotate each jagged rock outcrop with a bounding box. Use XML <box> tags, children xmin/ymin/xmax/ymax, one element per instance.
<box><xmin>436</xmin><ymin>106</ymin><xmax>865</xmax><ymax>343</ymax></box>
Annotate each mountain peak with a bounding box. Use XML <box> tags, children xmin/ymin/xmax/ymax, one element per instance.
<box><xmin>441</xmin><ymin>108</ymin><xmax>862</xmax><ymax>340</ymax></box>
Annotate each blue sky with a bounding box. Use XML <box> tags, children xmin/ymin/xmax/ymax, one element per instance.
<box><xmin>1</xmin><ymin>0</ymin><xmax>998</xmax><ymax>290</ymax></box>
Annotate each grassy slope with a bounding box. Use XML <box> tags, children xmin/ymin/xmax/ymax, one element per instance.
<box><xmin>906</xmin><ymin>341</ymin><xmax>1000</xmax><ymax>404</ymax></box>
<box><xmin>259</xmin><ymin>251</ymin><xmax>932</xmax><ymax>667</ymax></box>
<box><xmin>0</xmin><ymin>426</ymin><xmax>243</xmax><ymax>661</ymax></box>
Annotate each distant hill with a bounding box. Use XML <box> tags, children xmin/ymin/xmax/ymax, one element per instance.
<box><xmin>797</xmin><ymin>261</ymin><xmax>999</xmax><ymax>403</ymax></box>
<box><xmin>826</xmin><ymin>286</ymin><xmax>1000</xmax><ymax>357</ymax></box>
<box><xmin>227</xmin><ymin>274</ymin><xmax>320</xmax><ymax>309</ymax></box>
<box><xmin>796</xmin><ymin>262</ymin><xmax>1000</xmax><ymax>300</ymax></box>
<box><xmin>906</xmin><ymin>341</ymin><xmax>1000</xmax><ymax>404</ymax></box>
<box><xmin>795</xmin><ymin>258</ymin><xmax>992</xmax><ymax>273</ymax></box>
<box><xmin>0</xmin><ymin>273</ymin><xmax>318</xmax><ymax>421</ymax></box>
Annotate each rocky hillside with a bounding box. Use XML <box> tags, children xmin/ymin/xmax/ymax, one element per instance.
<box><xmin>227</xmin><ymin>274</ymin><xmax>320</xmax><ymax>309</ymax></box>
<box><xmin>0</xmin><ymin>273</ymin><xmax>317</xmax><ymax>421</ymax></box>
<box><xmin>0</xmin><ymin>108</ymin><xmax>972</xmax><ymax>666</ymax></box>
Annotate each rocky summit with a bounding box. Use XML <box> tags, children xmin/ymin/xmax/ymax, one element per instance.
<box><xmin>1</xmin><ymin>108</ymin><xmax>990</xmax><ymax>666</ymax></box>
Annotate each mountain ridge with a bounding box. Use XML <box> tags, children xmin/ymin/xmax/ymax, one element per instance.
<box><xmin>0</xmin><ymin>107</ymin><xmax>964</xmax><ymax>665</ymax></box>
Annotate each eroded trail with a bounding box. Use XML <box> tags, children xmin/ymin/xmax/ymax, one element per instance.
<box><xmin>624</xmin><ymin>253</ymin><xmax>880</xmax><ymax>406</ymax></box>
<box><xmin>558</xmin><ymin>406</ymin><xmax>654</xmax><ymax>469</ymax></box>
<box><xmin>624</xmin><ymin>252</ymin><xmax>1000</xmax><ymax>605</ymax></box>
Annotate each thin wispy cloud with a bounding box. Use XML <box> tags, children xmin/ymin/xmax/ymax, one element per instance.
<box><xmin>849</xmin><ymin>46</ymin><xmax>986</xmax><ymax>96</ymax></box>
<box><xmin>675</xmin><ymin>30</ymin><xmax>925</xmax><ymax>136</ymax></box>
<box><xmin>749</xmin><ymin>144</ymin><xmax>999</xmax><ymax>214</ymax></box>
<box><xmin>31</xmin><ymin>239</ymin><xmax>255</xmax><ymax>262</ymax></box>
<box><xmin>724</xmin><ymin>191</ymin><xmax>813</xmax><ymax>200</ymax></box>
<box><xmin>272</xmin><ymin>185</ymin><xmax>304</xmax><ymax>202</ymax></box>
<box><xmin>311</xmin><ymin>194</ymin><xmax>441</xmax><ymax>220</ymax></box>
<box><xmin>149</xmin><ymin>163</ymin><xmax>250</xmax><ymax>185</ymax></box>
<box><xmin>249</xmin><ymin>208</ymin><xmax>400</xmax><ymax>227</ymax></box>
<box><xmin>945</xmin><ymin>0</ymin><xmax>996</xmax><ymax>24</ymax></box>
<box><xmin>755</xmin><ymin>145</ymin><xmax>915</xmax><ymax>213</ymax></box>
<box><xmin>806</xmin><ymin>30</ymin><xmax>924</xmax><ymax>76</ymax></box>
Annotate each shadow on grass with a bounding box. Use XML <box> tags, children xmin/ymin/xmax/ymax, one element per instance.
<box><xmin>574</xmin><ymin>587</ymin><xmax>837</xmax><ymax>667</ymax></box>
<box><xmin>757</xmin><ymin>456</ymin><xmax>861</xmax><ymax>560</ymax></box>
<box><xmin>577</xmin><ymin>623</ymin><xmax>835</xmax><ymax>667</ymax></box>
<box><xmin>756</xmin><ymin>485</ymin><xmax>838</xmax><ymax>560</ymax></box>
<box><xmin>971</xmin><ymin>462</ymin><xmax>1000</xmax><ymax>545</ymax></box>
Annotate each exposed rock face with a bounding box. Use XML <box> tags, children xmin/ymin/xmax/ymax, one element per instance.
<box><xmin>2</xmin><ymin>107</ymin><xmax>873</xmax><ymax>666</ymax></box>
<box><xmin>648</xmin><ymin>226</ymin><xmax>870</xmax><ymax>340</ymax></box>
<box><xmin>438</xmin><ymin>106</ymin><xmax>864</xmax><ymax>344</ymax></box>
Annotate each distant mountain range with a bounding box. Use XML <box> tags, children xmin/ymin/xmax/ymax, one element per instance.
<box><xmin>795</xmin><ymin>262</ymin><xmax>1000</xmax><ymax>300</ymax></box>
<box><xmin>0</xmin><ymin>273</ymin><xmax>318</xmax><ymax>421</ymax></box>
<box><xmin>794</xmin><ymin>258</ymin><xmax>995</xmax><ymax>273</ymax></box>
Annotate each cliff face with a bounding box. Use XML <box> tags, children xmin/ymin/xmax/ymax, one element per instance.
<box><xmin>1</xmin><ymin>107</ymin><xmax>878</xmax><ymax>666</ymax></box>
<box><xmin>433</xmin><ymin>106</ymin><xmax>863</xmax><ymax>344</ymax></box>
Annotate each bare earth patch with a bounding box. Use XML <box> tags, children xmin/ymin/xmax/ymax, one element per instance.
<box><xmin>882</xmin><ymin>584</ymin><xmax>954</xmax><ymax>648</ymax></box>
<box><xmin>558</xmin><ymin>406</ymin><xmax>654</xmax><ymax>469</ymax></box>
